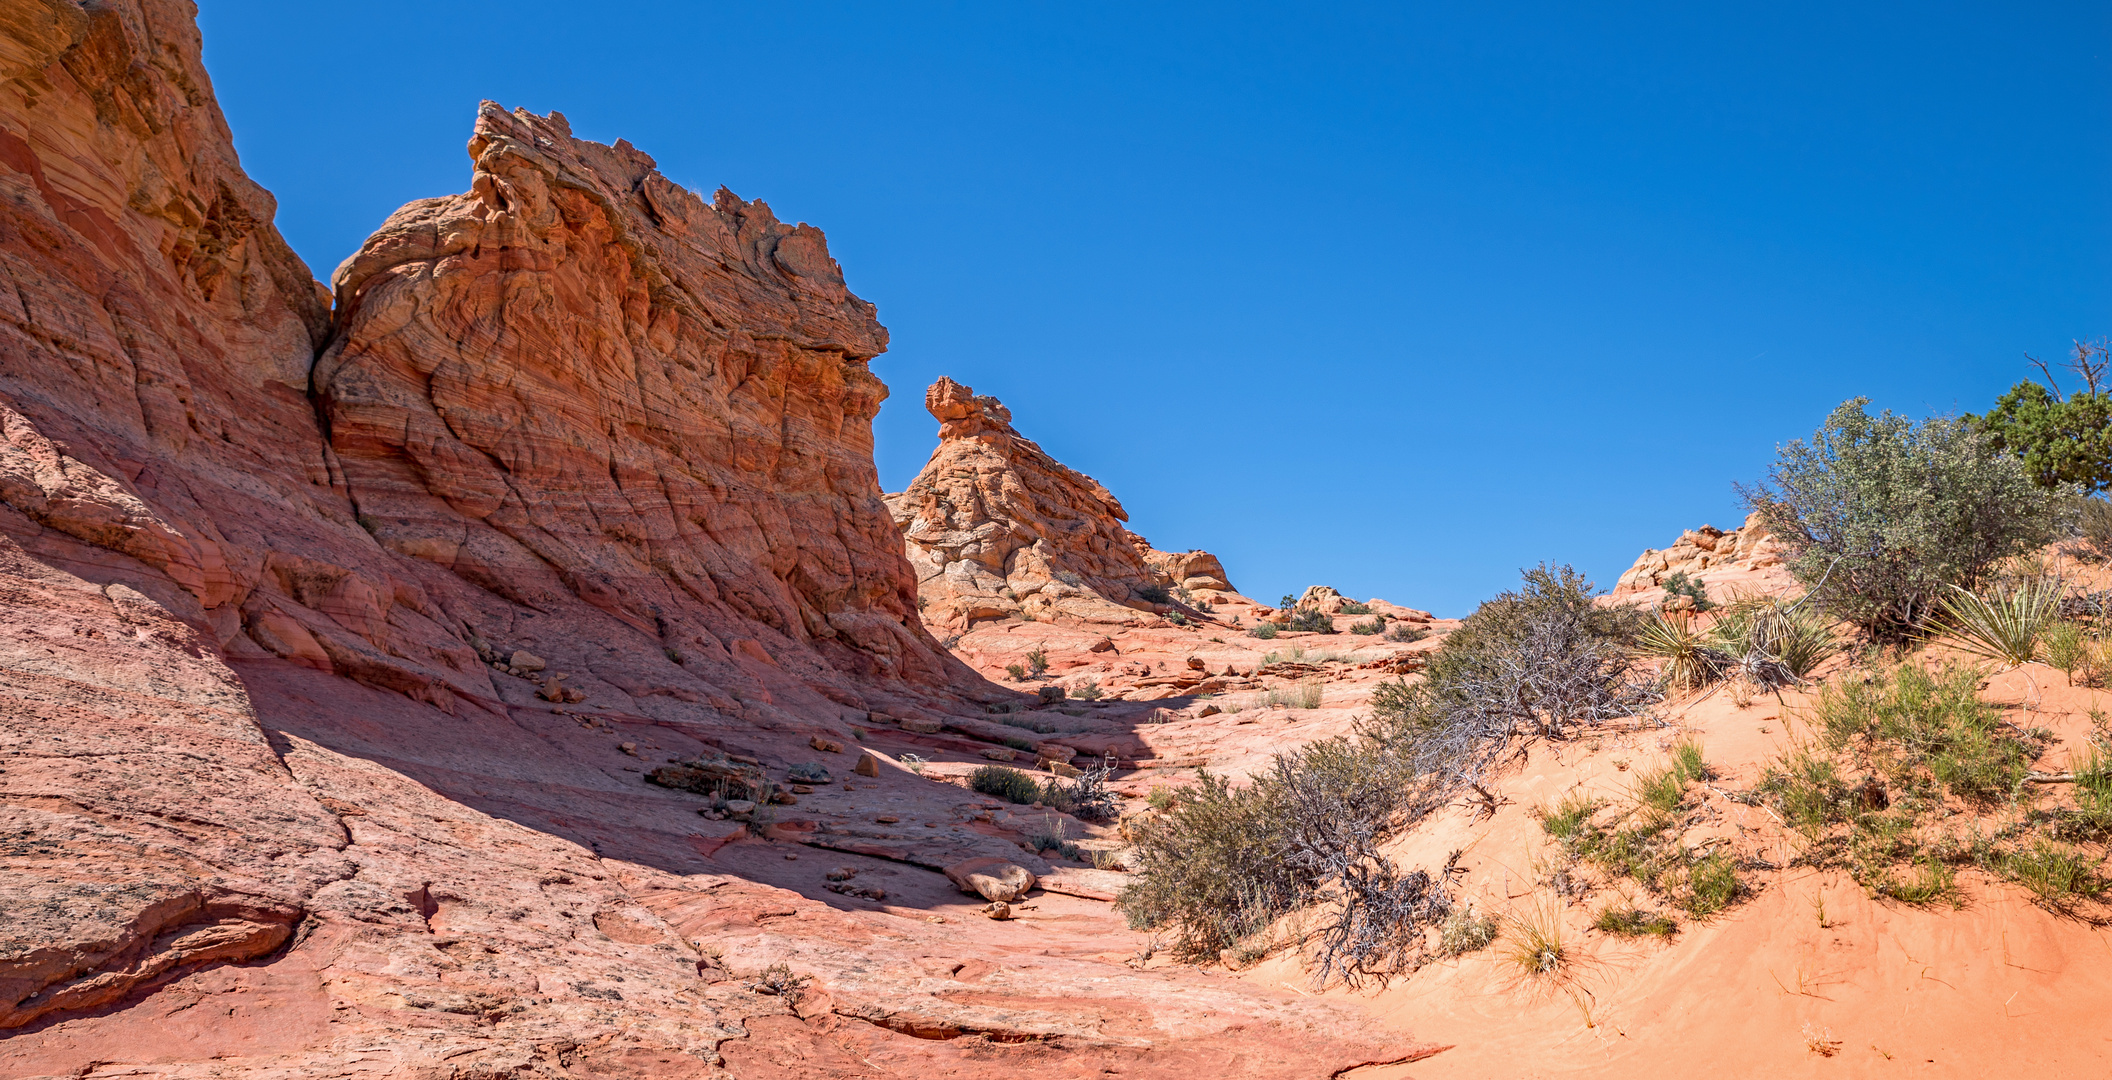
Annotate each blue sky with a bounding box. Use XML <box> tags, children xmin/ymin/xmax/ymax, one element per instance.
<box><xmin>200</xmin><ymin>2</ymin><xmax>2110</xmax><ymax>616</ymax></box>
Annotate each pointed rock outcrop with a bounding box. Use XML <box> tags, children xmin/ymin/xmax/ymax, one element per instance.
<box><xmin>887</xmin><ymin>377</ymin><xmax>1242</xmax><ymax>629</ymax></box>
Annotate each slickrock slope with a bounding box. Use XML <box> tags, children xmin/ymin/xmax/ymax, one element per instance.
<box><xmin>887</xmin><ymin>377</ymin><xmax>1245</xmax><ymax>630</ymax></box>
<box><xmin>1611</xmin><ymin>510</ymin><xmax>1791</xmax><ymax>603</ymax></box>
<box><xmin>0</xmin><ymin>3</ymin><xmax>1422</xmax><ymax>1075</ymax></box>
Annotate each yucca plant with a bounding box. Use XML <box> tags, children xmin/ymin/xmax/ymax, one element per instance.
<box><xmin>1635</xmin><ymin>612</ymin><xmax>1729</xmax><ymax>694</ymax></box>
<box><xmin>1708</xmin><ymin>595</ymin><xmax>1836</xmax><ymax>686</ymax></box>
<box><xmin>1932</xmin><ymin>579</ymin><xmax>2066</xmax><ymax>666</ymax></box>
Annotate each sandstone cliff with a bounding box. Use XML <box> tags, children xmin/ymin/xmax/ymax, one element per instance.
<box><xmin>887</xmin><ymin>376</ymin><xmax>1242</xmax><ymax>630</ymax></box>
<box><xmin>0</xmin><ymin>4</ymin><xmax>1411</xmax><ymax>1074</ymax></box>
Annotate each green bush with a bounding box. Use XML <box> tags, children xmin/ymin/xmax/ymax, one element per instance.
<box><xmin>1659</xmin><ymin>570</ymin><xmax>1713</xmax><ymax>612</ymax></box>
<box><xmin>1285</xmin><ymin>608</ymin><xmax>1336</xmax><ymax>634</ymax></box>
<box><xmin>1070</xmin><ymin>679</ymin><xmax>1103</xmax><ymax>701</ymax></box>
<box><xmin>1136</xmin><ymin>583</ymin><xmax>1172</xmax><ymax>604</ymax></box>
<box><xmin>1348</xmin><ymin>617</ymin><xmax>1386</xmax><ymax>636</ymax></box>
<box><xmin>1970</xmin><ymin>340</ymin><xmax>2112</xmax><ymax>493</ymax></box>
<box><xmin>1706</xmin><ymin>596</ymin><xmax>1836</xmax><ymax>680</ymax></box>
<box><xmin>1026</xmin><ymin>646</ymin><xmax>1050</xmax><ymax>677</ymax></box>
<box><xmin>970</xmin><ymin>765</ymin><xmax>1041</xmax><ymax>804</ymax></box>
<box><xmin>1339</xmin><ymin>601</ymin><xmax>1372</xmax><ymax>615</ymax></box>
<box><xmin>1004</xmin><ymin>663</ymin><xmax>1027</xmax><ymax>681</ymax></box>
<box><xmin>1741</xmin><ymin>398</ymin><xmax>2069</xmax><ymax>640</ymax></box>
<box><xmin>1592</xmin><ymin>906</ymin><xmax>1677</xmax><ymax>939</ymax></box>
<box><xmin>1385</xmin><ymin>623</ymin><xmax>1429</xmax><ymax>643</ymax></box>
<box><xmin>1248</xmin><ymin>623</ymin><xmax>1280</xmax><ymax>640</ymax></box>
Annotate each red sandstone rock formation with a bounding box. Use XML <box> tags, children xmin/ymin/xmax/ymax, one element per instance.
<box><xmin>0</xmin><ymin>4</ymin><xmax>1417</xmax><ymax>1074</ymax></box>
<box><xmin>888</xmin><ymin>377</ymin><xmax>1244</xmax><ymax>630</ymax></box>
<box><xmin>1610</xmin><ymin>509</ymin><xmax>1790</xmax><ymax>602</ymax></box>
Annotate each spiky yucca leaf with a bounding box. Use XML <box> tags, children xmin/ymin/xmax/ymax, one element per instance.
<box><xmin>1634</xmin><ymin>612</ymin><xmax>1729</xmax><ymax>693</ymax></box>
<box><xmin>1709</xmin><ymin>596</ymin><xmax>1837</xmax><ymax>680</ymax></box>
<box><xmin>1932</xmin><ymin>579</ymin><xmax>2066</xmax><ymax>666</ymax></box>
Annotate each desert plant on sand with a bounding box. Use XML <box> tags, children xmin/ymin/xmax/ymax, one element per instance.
<box><xmin>1501</xmin><ymin>903</ymin><xmax>1568</xmax><ymax>978</ymax></box>
<box><xmin>1931</xmin><ymin>579</ymin><xmax>2066</xmax><ymax>666</ymax></box>
<box><xmin>1591</xmin><ymin>905</ymin><xmax>1677</xmax><ymax>939</ymax></box>
<box><xmin>1005</xmin><ymin>663</ymin><xmax>1027</xmax><ymax>681</ymax></box>
<box><xmin>1634</xmin><ymin>612</ymin><xmax>1730</xmax><ymax>694</ymax></box>
<box><xmin>1742</xmin><ymin>398</ymin><xmax>2070</xmax><ymax>640</ymax></box>
<box><xmin>1435</xmin><ymin>903</ymin><xmax>1499</xmax><ymax>956</ymax></box>
<box><xmin>2043</xmin><ymin>622</ymin><xmax>2089</xmax><ymax>679</ymax></box>
<box><xmin>1070</xmin><ymin>678</ymin><xmax>1103</xmax><ymax>700</ymax></box>
<box><xmin>1707</xmin><ymin>595</ymin><xmax>1837</xmax><ymax>684</ymax></box>
<box><xmin>1041</xmin><ymin>756</ymin><xmax>1121</xmax><ymax>822</ymax></box>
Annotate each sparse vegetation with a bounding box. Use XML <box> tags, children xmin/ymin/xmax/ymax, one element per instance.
<box><xmin>1501</xmin><ymin>904</ymin><xmax>1569</xmax><ymax>978</ymax></box>
<box><xmin>2044</xmin><ymin>621</ymin><xmax>2089</xmax><ymax>679</ymax></box>
<box><xmin>1707</xmin><ymin>594</ymin><xmax>1837</xmax><ymax>683</ymax></box>
<box><xmin>1070</xmin><ymin>679</ymin><xmax>1102</xmax><ymax>700</ymax></box>
<box><xmin>1136</xmin><ymin>583</ymin><xmax>1172</xmax><ymax>604</ymax></box>
<box><xmin>1026</xmin><ymin>646</ymin><xmax>1050</xmax><ymax>677</ymax></box>
<box><xmin>1285</xmin><ymin>608</ymin><xmax>1337</xmax><ymax>634</ymax></box>
<box><xmin>1591</xmin><ymin>905</ymin><xmax>1678</xmax><ymax>939</ymax></box>
<box><xmin>1339</xmin><ymin>601</ymin><xmax>1372</xmax><ymax>615</ymax></box>
<box><xmin>1005</xmin><ymin>663</ymin><xmax>1027</xmax><ymax>681</ymax></box>
<box><xmin>1248</xmin><ymin>623</ymin><xmax>1280</xmax><ymax>640</ymax></box>
<box><xmin>1741</xmin><ymin>397</ymin><xmax>2070</xmax><ymax>640</ymax></box>
<box><xmin>746</xmin><ymin>963</ymin><xmax>810</xmax><ymax>999</ymax></box>
<box><xmin>1040</xmin><ymin>757</ymin><xmax>1121</xmax><ymax>822</ymax></box>
<box><xmin>970</xmin><ymin>764</ymin><xmax>1042</xmax><ymax>804</ymax></box>
<box><xmin>1634</xmin><ymin>612</ymin><xmax>1727</xmax><ymax>694</ymax></box>
<box><xmin>1659</xmin><ymin>570</ymin><xmax>1713</xmax><ymax>612</ymax></box>
<box><xmin>1932</xmin><ymin>578</ymin><xmax>2065</xmax><ymax>666</ymax></box>
<box><xmin>1435</xmin><ymin>903</ymin><xmax>1498</xmax><ymax>956</ymax></box>
<box><xmin>1349</xmin><ymin>617</ymin><xmax>1387</xmax><ymax>635</ymax></box>
<box><xmin>1385</xmin><ymin>623</ymin><xmax>1429</xmax><ymax>643</ymax></box>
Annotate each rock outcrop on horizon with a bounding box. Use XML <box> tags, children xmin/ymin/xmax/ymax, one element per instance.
<box><xmin>0</xmin><ymin>5</ymin><xmax>1412</xmax><ymax>1075</ymax></box>
<box><xmin>1611</xmin><ymin>509</ymin><xmax>1786</xmax><ymax>597</ymax></box>
<box><xmin>887</xmin><ymin>377</ymin><xmax>1243</xmax><ymax>630</ymax></box>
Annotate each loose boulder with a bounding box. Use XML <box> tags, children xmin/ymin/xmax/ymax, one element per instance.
<box><xmin>945</xmin><ymin>857</ymin><xmax>1038</xmax><ymax>902</ymax></box>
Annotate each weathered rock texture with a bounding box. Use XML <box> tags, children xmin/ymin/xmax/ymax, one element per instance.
<box><xmin>887</xmin><ymin>377</ymin><xmax>1241</xmax><ymax>630</ymax></box>
<box><xmin>1611</xmin><ymin>510</ymin><xmax>1785</xmax><ymax>596</ymax></box>
<box><xmin>0</xmin><ymin>4</ymin><xmax>1416</xmax><ymax>1075</ymax></box>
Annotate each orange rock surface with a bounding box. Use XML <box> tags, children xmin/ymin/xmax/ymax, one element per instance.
<box><xmin>0</xmin><ymin>3</ymin><xmax>1423</xmax><ymax>1075</ymax></box>
<box><xmin>887</xmin><ymin>377</ymin><xmax>1246</xmax><ymax>630</ymax></box>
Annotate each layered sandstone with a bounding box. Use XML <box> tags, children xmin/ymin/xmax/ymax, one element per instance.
<box><xmin>887</xmin><ymin>377</ymin><xmax>1242</xmax><ymax>630</ymax></box>
<box><xmin>0</xmin><ymin>4</ymin><xmax>1417</xmax><ymax>1074</ymax></box>
<box><xmin>1611</xmin><ymin>509</ymin><xmax>1787</xmax><ymax>598</ymax></box>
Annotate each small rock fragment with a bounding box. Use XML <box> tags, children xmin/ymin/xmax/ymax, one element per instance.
<box><xmin>898</xmin><ymin>717</ymin><xmax>943</xmax><ymax>734</ymax></box>
<box><xmin>787</xmin><ymin>763</ymin><xmax>832</xmax><ymax>784</ymax></box>
<box><xmin>980</xmin><ymin>747</ymin><xmax>1019</xmax><ymax>762</ymax></box>
<box><xmin>618</xmin><ymin>741</ymin><xmax>638</xmax><ymax>756</ymax></box>
<box><xmin>723</xmin><ymin>799</ymin><xmax>757</xmax><ymax>815</ymax></box>
<box><xmin>510</xmin><ymin>650</ymin><xmax>547</xmax><ymax>673</ymax></box>
<box><xmin>809</xmin><ymin>736</ymin><xmax>844</xmax><ymax>754</ymax></box>
<box><xmin>826</xmin><ymin>866</ymin><xmax>858</xmax><ymax>881</ymax></box>
<box><xmin>980</xmin><ymin>901</ymin><xmax>1012</xmax><ymax>920</ymax></box>
<box><xmin>1197</xmin><ymin>704</ymin><xmax>1221</xmax><ymax>718</ymax></box>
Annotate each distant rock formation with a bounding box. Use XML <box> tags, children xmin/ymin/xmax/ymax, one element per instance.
<box><xmin>887</xmin><ymin>377</ymin><xmax>1242</xmax><ymax>629</ymax></box>
<box><xmin>1612</xmin><ymin>510</ymin><xmax>1787</xmax><ymax>598</ymax></box>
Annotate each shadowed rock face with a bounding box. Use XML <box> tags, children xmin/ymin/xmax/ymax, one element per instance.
<box><xmin>0</xmin><ymin>4</ymin><xmax>1421</xmax><ymax>1074</ymax></box>
<box><xmin>888</xmin><ymin>377</ymin><xmax>1242</xmax><ymax>631</ymax></box>
<box><xmin>316</xmin><ymin>100</ymin><xmax>968</xmax><ymax>700</ymax></box>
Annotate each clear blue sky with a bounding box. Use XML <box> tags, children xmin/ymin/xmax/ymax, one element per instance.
<box><xmin>200</xmin><ymin>2</ymin><xmax>2110</xmax><ymax>616</ymax></box>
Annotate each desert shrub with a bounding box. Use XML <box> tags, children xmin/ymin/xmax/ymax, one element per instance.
<box><xmin>1435</xmin><ymin>904</ymin><xmax>1499</xmax><ymax>956</ymax></box>
<box><xmin>1677</xmin><ymin>849</ymin><xmax>1744</xmax><ymax>917</ymax></box>
<box><xmin>1146</xmin><ymin>785</ymin><xmax>1176</xmax><ymax>811</ymax></box>
<box><xmin>1708</xmin><ymin>596</ymin><xmax>1837</xmax><ymax>683</ymax></box>
<box><xmin>1349</xmin><ymin>617</ymin><xmax>1386</xmax><ymax>636</ymax></box>
<box><xmin>1372</xmin><ymin>565</ymin><xmax>1656</xmax><ymax>802</ymax></box>
<box><xmin>999</xmin><ymin>714</ymin><xmax>1058</xmax><ymax>733</ymax></box>
<box><xmin>1971</xmin><ymin>339</ymin><xmax>2112</xmax><ymax>494</ymax></box>
<box><xmin>747</xmin><ymin>963</ymin><xmax>810</xmax><ymax>998</ymax></box>
<box><xmin>1811</xmin><ymin>664</ymin><xmax>2030</xmax><ymax>806</ymax></box>
<box><xmin>1285</xmin><ymin>608</ymin><xmax>1337</xmax><ymax>634</ymax></box>
<box><xmin>2080</xmin><ymin>498</ymin><xmax>2112</xmax><ymax>560</ymax></box>
<box><xmin>1591</xmin><ymin>906</ymin><xmax>1677</xmax><ymax>939</ymax></box>
<box><xmin>1026</xmin><ymin>646</ymin><xmax>1050</xmax><ymax>677</ymax></box>
<box><xmin>1635</xmin><ymin>612</ymin><xmax>1729</xmax><ymax>693</ymax></box>
<box><xmin>1539</xmin><ymin>790</ymin><xmax>1602</xmax><ymax>841</ymax></box>
<box><xmin>1659</xmin><ymin>570</ymin><xmax>1713</xmax><ymax>612</ymax></box>
<box><xmin>1041</xmin><ymin>757</ymin><xmax>1121</xmax><ymax>822</ymax></box>
<box><xmin>1003</xmin><ymin>735</ymin><xmax>1035</xmax><ymax>752</ymax></box>
<box><xmin>1741</xmin><ymin>398</ymin><xmax>2069</xmax><ymax>640</ymax></box>
<box><xmin>2064</xmin><ymin>743</ymin><xmax>2112</xmax><ymax>838</ymax></box>
<box><xmin>1004</xmin><ymin>663</ymin><xmax>1027</xmax><ymax>681</ymax></box>
<box><xmin>1386</xmin><ymin>623</ymin><xmax>1429</xmax><ymax>643</ymax></box>
<box><xmin>1118</xmin><ymin>732</ymin><xmax>1449</xmax><ymax>987</ymax></box>
<box><xmin>1248</xmin><ymin>623</ymin><xmax>1280</xmax><ymax>640</ymax></box>
<box><xmin>2044</xmin><ymin>622</ymin><xmax>2089</xmax><ymax>678</ymax></box>
<box><xmin>1053</xmin><ymin>570</ymin><xmax>1084</xmax><ymax>586</ymax></box>
<box><xmin>970</xmin><ymin>765</ymin><xmax>1042</xmax><ymax>804</ymax></box>
<box><xmin>1136</xmin><ymin>583</ymin><xmax>1172</xmax><ymax>604</ymax></box>
<box><xmin>1339</xmin><ymin>601</ymin><xmax>1372</xmax><ymax>615</ymax></box>
<box><xmin>1932</xmin><ymin>579</ymin><xmax>2065</xmax><ymax>666</ymax></box>
<box><xmin>1026</xmin><ymin>814</ymin><xmax>1083</xmax><ymax>860</ymax></box>
<box><xmin>1070</xmin><ymin>679</ymin><xmax>1103</xmax><ymax>701</ymax></box>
